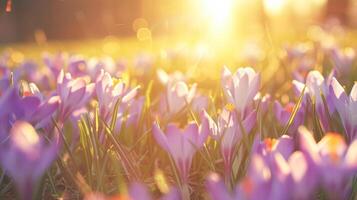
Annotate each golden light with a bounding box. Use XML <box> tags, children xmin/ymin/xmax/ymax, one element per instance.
<box><xmin>200</xmin><ymin>0</ymin><xmax>235</xmax><ymax>33</ymax></box>
<box><xmin>263</xmin><ymin>0</ymin><xmax>287</xmax><ymax>16</ymax></box>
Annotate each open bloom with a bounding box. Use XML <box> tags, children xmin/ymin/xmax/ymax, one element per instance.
<box><xmin>57</xmin><ymin>70</ymin><xmax>94</xmax><ymax>122</ymax></box>
<box><xmin>162</xmin><ymin>80</ymin><xmax>197</xmax><ymax>116</ymax></box>
<box><xmin>293</xmin><ymin>70</ymin><xmax>334</xmax><ymax>131</ymax></box>
<box><xmin>0</xmin><ymin>121</ymin><xmax>60</xmax><ymax>200</ymax></box>
<box><xmin>299</xmin><ymin>126</ymin><xmax>357</xmax><ymax>198</ymax></box>
<box><xmin>330</xmin><ymin>77</ymin><xmax>357</xmax><ymax>141</ymax></box>
<box><xmin>221</xmin><ymin>66</ymin><xmax>260</xmax><ymax>117</ymax></box>
<box><xmin>205</xmin><ymin>109</ymin><xmax>256</xmax><ymax>175</ymax></box>
<box><xmin>152</xmin><ymin>116</ymin><xmax>209</xmax><ymax>182</ymax></box>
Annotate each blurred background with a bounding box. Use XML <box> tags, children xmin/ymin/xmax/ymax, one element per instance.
<box><xmin>1</xmin><ymin>0</ymin><xmax>357</xmax><ymax>69</ymax></box>
<box><xmin>0</xmin><ymin>0</ymin><xmax>356</xmax><ymax>43</ymax></box>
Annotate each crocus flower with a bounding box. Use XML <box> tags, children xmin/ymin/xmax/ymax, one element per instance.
<box><xmin>57</xmin><ymin>70</ymin><xmax>94</xmax><ymax>122</ymax></box>
<box><xmin>121</xmin><ymin>96</ymin><xmax>145</xmax><ymax>128</ymax></box>
<box><xmin>191</xmin><ymin>94</ymin><xmax>209</xmax><ymax>113</ymax></box>
<box><xmin>250</xmin><ymin>135</ymin><xmax>315</xmax><ymax>199</ymax></box>
<box><xmin>291</xmin><ymin>58</ymin><xmax>314</xmax><ymax>82</ymax></box>
<box><xmin>274</xmin><ymin>100</ymin><xmax>305</xmax><ymax>134</ymax></box>
<box><xmin>284</xmin><ymin>44</ymin><xmax>310</xmax><ymax>61</ymax></box>
<box><xmin>67</xmin><ymin>55</ymin><xmax>89</xmax><ymax>78</ymax></box>
<box><xmin>129</xmin><ymin>182</ymin><xmax>180</xmax><ymax>200</ymax></box>
<box><xmin>221</xmin><ymin>66</ymin><xmax>260</xmax><ymax>117</ymax></box>
<box><xmin>292</xmin><ymin>70</ymin><xmax>334</xmax><ymax>131</ymax></box>
<box><xmin>205</xmin><ymin>109</ymin><xmax>256</xmax><ymax>176</ymax></box>
<box><xmin>206</xmin><ymin>153</ymin><xmax>292</xmax><ymax>200</ymax></box>
<box><xmin>252</xmin><ymin>135</ymin><xmax>294</xmax><ymax>161</ymax></box>
<box><xmin>253</xmin><ymin>93</ymin><xmax>271</xmax><ymax>115</ymax></box>
<box><xmin>87</xmin><ymin>57</ymin><xmax>117</xmax><ymax>79</ymax></box>
<box><xmin>330</xmin><ymin>47</ymin><xmax>355</xmax><ymax>76</ymax></box>
<box><xmin>206</xmin><ymin>173</ymin><xmax>245</xmax><ymax>200</ymax></box>
<box><xmin>330</xmin><ymin>77</ymin><xmax>357</xmax><ymax>141</ymax></box>
<box><xmin>152</xmin><ymin>116</ymin><xmax>209</xmax><ymax>182</ymax></box>
<box><xmin>162</xmin><ymin>80</ymin><xmax>197</xmax><ymax>116</ymax></box>
<box><xmin>0</xmin><ymin>121</ymin><xmax>60</xmax><ymax>200</ymax></box>
<box><xmin>299</xmin><ymin>126</ymin><xmax>357</xmax><ymax>198</ymax></box>
<box><xmin>206</xmin><ymin>134</ymin><xmax>318</xmax><ymax>200</ymax></box>
<box><xmin>157</xmin><ymin>69</ymin><xmax>186</xmax><ymax>86</ymax></box>
<box><xmin>134</xmin><ymin>53</ymin><xmax>153</xmax><ymax>75</ymax></box>
<box><xmin>95</xmin><ymin>69</ymin><xmax>139</xmax><ymax>121</ymax></box>
<box><xmin>0</xmin><ymin>86</ymin><xmax>59</xmax><ymax>141</ymax></box>
<box><xmin>43</xmin><ymin>52</ymin><xmax>68</xmax><ymax>79</ymax></box>
<box><xmin>114</xmin><ymin>96</ymin><xmax>145</xmax><ymax>134</ymax></box>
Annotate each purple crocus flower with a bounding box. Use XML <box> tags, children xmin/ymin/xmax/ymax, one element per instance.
<box><xmin>252</xmin><ymin>135</ymin><xmax>294</xmax><ymax>161</ymax></box>
<box><xmin>43</xmin><ymin>52</ymin><xmax>68</xmax><ymax>79</ymax></box>
<box><xmin>67</xmin><ymin>55</ymin><xmax>89</xmax><ymax>78</ymax></box>
<box><xmin>329</xmin><ymin>47</ymin><xmax>355</xmax><ymax>76</ymax></box>
<box><xmin>205</xmin><ymin>109</ymin><xmax>256</xmax><ymax>177</ymax></box>
<box><xmin>206</xmin><ymin>173</ymin><xmax>245</xmax><ymax>200</ymax></box>
<box><xmin>157</xmin><ymin>69</ymin><xmax>186</xmax><ymax>86</ymax></box>
<box><xmin>206</xmin><ymin>134</ymin><xmax>318</xmax><ymax>200</ymax></box>
<box><xmin>95</xmin><ymin>69</ymin><xmax>139</xmax><ymax>121</ymax></box>
<box><xmin>284</xmin><ymin>44</ymin><xmax>310</xmax><ymax>61</ymax></box>
<box><xmin>251</xmin><ymin>135</ymin><xmax>318</xmax><ymax>200</ymax></box>
<box><xmin>161</xmin><ymin>80</ymin><xmax>197</xmax><ymax>116</ymax></box>
<box><xmin>274</xmin><ymin>100</ymin><xmax>305</xmax><ymax>134</ymax></box>
<box><xmin>129</xmin><ymin>182</ymin><xmax>180</xmax><ymax>200</ymax></box>
<box><xmin>292</xmin><ymin>70</ymin><xmax>334</xmax><ymax>131</ymax></box>
<box><xmin>298</xmin><ymin>126</ymin><xmax>357</xmax><ymax>198</ymax></box>
<box><xmin>87</xmin><ymin>57</ymin><xmax>118</xmax><ymax>80</ymax></box>
<box><xmin>253</xmin><ymin>93</ymin><xmax>271</xmax><ymax>115</ymax></box>
<box><xmin>0</xmin><ymin>86</ymin><xmax>59</xmax><ymax>141</ymax></box>
<box><xmin>221</xmin><ymin>66</ymin><xmax>260</xmax><ymax>117</ymax></box>
<box><xmin>206</xmin><ymin>153</ymin><xmax>291</xmax><ymax>200</ymax></box>
<box><xmin>120</xmin><ymin>96</ymin><xmax>145</xmax><ymax>129</ymax></box>
<box><xmin>134</xmin><ymin>53</ymin><xmax>154</xmax><ymax>75</ymax></box>
<box><xmin>330</xmin><ymin>77</ymin><xmax>357</xmax><ymax>141</ymax></box>
<box><xmin>152</xmin><ymin>116</ymin><xmax>209</xmax><ymax>182</ymax></box>
<box><xmin>57</xmin><ymin>70</ymin><xmax>94</xmax><ymax>122</ymax></box>
<box><xmin>113</xmin><ymin>96</ymin><xmax>145</xmax><ymax>134</ymax></box>
<box><xmin>0</xmin><ymin>121</ymin><xmax>60</xmax><ymax>200</ymax></box>
<box><xmin>191</xmin><ymin>94</ymin><xmax>209</xmax><ymax>113</ymax></box>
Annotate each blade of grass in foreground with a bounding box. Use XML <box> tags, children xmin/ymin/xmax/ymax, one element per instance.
<box><xmin>280</xmin><ymin>85</ymin><xmax>306</xmax><ymax>136</ymax></box>
<box><xmin>52</xmin><ymin>118</ymin><xmax>80</xmax><ymax>173</ymax></box>
<box><xmin>101</xmin><ymin>119</ymin><xmax>140</xmax><ymax>181</ymax></box>
<box><xmin>312</xmin><ymin>99</ymin><xmax>324</xmax><ymax>141</ymax></box>
<box><xmin>321</xmin><ymin>91</ymin><xmax>336</xmax><ymax>132</ymax></box>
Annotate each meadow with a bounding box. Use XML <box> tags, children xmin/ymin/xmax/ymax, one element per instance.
<box><xmin>1</xmin><ymin>24</ymin><xmax>357</xmax><ymax>200</ymax></box>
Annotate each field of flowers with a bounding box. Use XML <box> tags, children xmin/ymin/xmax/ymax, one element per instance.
<box><xmin>1</xmin><ymin>25</ymin><xmax>357</xmax><ymax>200</ymax></box>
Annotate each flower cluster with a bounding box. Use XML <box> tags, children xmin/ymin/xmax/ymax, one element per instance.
<box><xmin>1</xmin><ymin>29</ymin><xmax>357</xmax><ymax>200</ymax></box>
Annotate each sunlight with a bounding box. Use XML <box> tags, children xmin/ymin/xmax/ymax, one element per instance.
<box><xmin>201</xmin><ymin>0</ymin><xmax>235</xmax><ymax>33</ymax></box>
<box><xmin>263</xmin><ymin>0</ymin><xmax>287</xmax><ymax>15</ymax></box>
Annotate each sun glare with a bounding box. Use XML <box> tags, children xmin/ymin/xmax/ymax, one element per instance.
<box><xmin>201</xmin><ymin>0</ymin><xmax>235</xmax><ymax>34</ymax></box>
<box><xmin>263</xmin><ymin>0</ymin><xmax>287</xmax><ymax>15</ymax></box>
